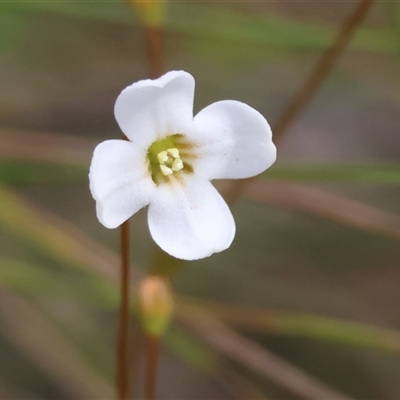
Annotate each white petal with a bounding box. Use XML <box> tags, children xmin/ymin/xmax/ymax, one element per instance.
<box><xmin>148</xmin><ymin>178</ymin><xmax>235</xmax><ymax>260</ymax></box>
<box><xmin>188</xmin><ymin>100</ymin><xmax>276</xmax><ymax>180</ymax></box>
<box><xmin>114</xmin><ymin>70</ymin><xmax>195</xmax><ymax>150</ymax></box>
<box><xmin>89</xmin><ymin>140</ymin><xmax>155</xmax><ymax>229</ymax></box>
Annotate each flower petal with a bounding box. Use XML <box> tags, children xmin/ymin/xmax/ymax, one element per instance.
<box><xmin>89</xmin><ymin>140</ymin><xmax>155</xmax><ymax>228</ymax></box>
<box><xmin>114</xmin><ymin>70</ymin><xmax>195</xmax><ymax>150</ymax></box>
<box><xmin>147</xmin><ymin>178</ymin><xmax>235</xmax><ymax>260</ymax></box>
<box><xmin>188</xmin><ymin>100</ymin><xmax>276</xmax><ymax>180</ymax></box>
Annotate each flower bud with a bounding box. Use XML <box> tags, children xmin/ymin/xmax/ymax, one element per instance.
<box><xmin>139</xmin><ymin>276</ymin><xmax>173</xmax><ymax>336</ymax></box>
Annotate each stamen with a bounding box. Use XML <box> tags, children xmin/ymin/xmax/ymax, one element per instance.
<box><xmin>167</xmin><ymin>148</ymin><xmax>180</xmax><ymax>158</ymax></box>
<box><xmin>148</xmin><ymin>135</ymin><xmax>193</xmax><ymax>184</ymax></box>
<box><xmin>157</xmin><ymin>151</ymin><xmax>168</xmax><ymax>164</ymax></box>
<box><xmin>157</xmin><ymin>147</ymin><xmax>185</xmax><ymax>176</ymax></box>
<box><xmin>172</xmin><ymin>158</ymin><xmax>183</xmax><ymax>171</ymax></box>
<box><xmin>160</xmin><ymin>165</ymin><xmax>173</xmax><ymax>176</ymax></box>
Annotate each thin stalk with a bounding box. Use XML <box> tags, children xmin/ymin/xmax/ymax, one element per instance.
<box><xmin>144</xmin><ymin>334</ymin><xmax>161</xmax><ymax>400</ymax></box>
<box><xmin>144</xmin><ymin>26</ymin><xmax>164</xmax><ymax>79</ymax></box>
<box><xmin>143</xmin><ymin>21</ymin><xmax>165</xmax><ymax>400</ymax></box>
<box><xmin>117</xmin><ymin>220</ymin><xmax>130</xmax><ymax>400</ymax></box>
<box><xmin>273</xmin><ymin>0</ymin><xmax>375</xmax><ymax>140</ymax></box>
<box><xmin>223</xmin><ymin>0</ymin><xmax>375</xmax><ymax>205</ymax></box>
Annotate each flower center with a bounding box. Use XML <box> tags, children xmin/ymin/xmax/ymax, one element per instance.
<box><xmin>157</xmin><ymin>148</ymin><xmax>184</xmax><ymax>176</ymax></box>
<box><xmin>147</xmin><ymin>134</ymin><xmax>193</xmax><ymax>185</ymax></box>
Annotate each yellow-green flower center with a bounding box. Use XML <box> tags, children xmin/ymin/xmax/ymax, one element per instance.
<box><xmin>147</xmin><ymin>134</ymin><xmax>193</xmax><ymax>184</ymax></box>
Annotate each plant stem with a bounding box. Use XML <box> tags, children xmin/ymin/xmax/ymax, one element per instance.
<box><xmin>117</xmin><ymin>220</ymin><xmax>130</xmax><ymax>400</ymax></box>
<box><xmin>144</xmin><ymin>334</ymin><xmax>161</xmax><ymax>400</ymax></box>
<box><xmin>144</xmin><ymin>26</ymin><xmax>164</xmax><ymax>79</ymax></box>
<box><xmin>223</xmin><ymin>0</ymin><xmax>375</xmax><ymax>205</ymax></box>
<box><xmin>273</xmin><ymin>0</ymin><xmax>375</xmax><ymax>141</ymax></box>
<box><xmin>143</xmin><ymin>21</ymin><xmax>165</xmax><ymax>400</ymax></box>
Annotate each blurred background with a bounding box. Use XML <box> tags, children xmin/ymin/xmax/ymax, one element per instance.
<box><xmin>0</xmin><ymin>1</ymin><xmax>400</xmax><ymax>399</ymax></box>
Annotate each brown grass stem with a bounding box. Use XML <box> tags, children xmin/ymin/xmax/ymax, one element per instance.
<box><xmin>245</xmin><ymin>181</ymin><xmax>400</xmax><ymax>242</ymax></box>
<box><xmin>117</xmin><ymin>220</ymin><xmax>130</xmax><ymax>400</ymax></box>
<box><xmin>177</xmin><ymin>306</ymin><xmax>353</xmax><ymax>400</ymax></box>
<box><xmin>144</xmin><ymin>334</ymin><xmax>161</xmax><ymax>400</ymax></box>
<box><xmin>177</xmin><ymin>295</ymin><xmax>400</xmax><ymax>354</ymax></box>
<box><xmin>272</xmin><ymin>0</ymin><xmax>375</xmax><ymax>141</ymax></box>
<box><xmin>223</xmin><ymin>0</ymin><xmax>375</xmax><ymax>205</ymax></box>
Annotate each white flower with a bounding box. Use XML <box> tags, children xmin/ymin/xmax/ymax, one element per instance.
<box><xmin>89</xmin><ymin>71</ymin><xmax>276</xmax><ymax>260</ymax></box>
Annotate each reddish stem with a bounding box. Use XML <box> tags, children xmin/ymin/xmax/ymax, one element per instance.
<box><xmin>144</xmin><ymin>334</ymin><xmax>161</xmax><ymax>400</ymax></box>
<box><xmin>117</xmin><ymin>220</ymin><xmax>130</xmax><ymax>400</ymax></box>
<box><xmin>273</xmin><ymin>0</ymin><xmax>375</xmax><ymax>140</ymax></box>
<box><xmin>223</xmin><ymin>0</ymin><xmax>375</xmax><ymax>205</ymax></box>
<box><xmin>144</xmin><ymin>26</ymin><xmax>164</xmax><ymax>79</ymax></box>
<box><xmin>143</xmin><ymin>21</ymin><xmax>165</xmax><ymax>400</ymax></box>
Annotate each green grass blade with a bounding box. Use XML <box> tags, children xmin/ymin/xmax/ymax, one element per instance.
<box><xmin>265</xmin><ymin>163</ymin><xmax>400</xmax><ymax>184</ymax></box>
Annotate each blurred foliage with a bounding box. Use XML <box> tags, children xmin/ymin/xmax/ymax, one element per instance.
<box><xmin>0</xmin><ymin>0</ymin><xmax>400</xmax><ymax>399</ymax></box>
<box><xmin>0</xmin><ymin>0</ymin><xmax>399</xmax><ymax>52</ymax></box>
